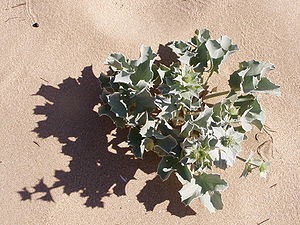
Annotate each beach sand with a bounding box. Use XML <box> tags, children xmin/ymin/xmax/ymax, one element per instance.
<box><xmin>0</xmin><ymin>0</ymin><xmax>299</xmax><ymax>224</ymax></box>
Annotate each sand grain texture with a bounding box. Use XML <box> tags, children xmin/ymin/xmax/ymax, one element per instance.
<box><xmin>0</xmin><ymin>0</ymin><xmax>299</xmax><ymax>224</ymax></box>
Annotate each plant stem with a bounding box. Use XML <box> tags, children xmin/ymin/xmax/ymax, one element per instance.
<box><xmin>203</xmin><ymin>58</ymin><xmax>214</xmax><ymax>86</ymax></box>
<box><xmin>236</xmin><ymin>156</ymin><xmax>246</xmax><ymax>162</ymax></box>
<box><xmin>237</xmin><ymin>156</ymin><xmax>259</xmax><ymax>168</ymax></box>
<box><xmin>203</xmin><ymin>91</ymin><xmax>230</xmax><ymax>100</ymax></box>
<box><xmin>204</xmin><ymin>70</ymin><xmax>214</xmax><ymax>86</ymax></box>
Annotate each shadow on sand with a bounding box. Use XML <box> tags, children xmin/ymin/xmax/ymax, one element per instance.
<box><xmin>18</xmin><ymin>45</ymin><xmax>196</xmax><ymax>217</ymax></box>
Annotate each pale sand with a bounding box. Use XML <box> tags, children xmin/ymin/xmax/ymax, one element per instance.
<box><xmin>0</xmin><ymin>0</ymin><xmax>299</xmax><ymax>224</ymax></box>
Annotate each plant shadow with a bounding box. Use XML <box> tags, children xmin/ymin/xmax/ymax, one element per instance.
<box><xmin>19</xmin><ymin>49</ymin><xmax>196</xmax><ymax>217</ymax></box>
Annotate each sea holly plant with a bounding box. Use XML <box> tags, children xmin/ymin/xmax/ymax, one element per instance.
<box><xmin>98</xmin><ymin>29</ymin><xmax>280</xmax><ymax>212</ymax></box>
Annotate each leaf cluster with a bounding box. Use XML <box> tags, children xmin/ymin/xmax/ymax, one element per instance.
<box><xmin>98</xmin><ymin>29</ymin><xmax>280</xmax><ymax>212</ymax></box>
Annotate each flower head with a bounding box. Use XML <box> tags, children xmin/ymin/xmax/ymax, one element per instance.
<box><xmin>209</xmin><ymin>126</ymin><xmax>244</xmax><ymax>166</ymax></box>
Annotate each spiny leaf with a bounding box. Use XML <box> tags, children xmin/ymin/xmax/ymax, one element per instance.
<box><xmin>107</xmin><ymin>93</ymin><xmax>127</xmax><ymax>118</ymax></box>
<box><xmin>240</xmin><ymin>99</ymin><xmax>265</xmax><ymax>131</ymax></box>
<box><xmin>179</xmin><ymin>178</ymin><xmax>202</xmax><ymax>205</ymax></box>
<box><xmin>134</xmin><ymin>89</ymin><xmax>156</xmax><ymax>114</ymax></box>
<box><xmin>99</xmin><ymin>73</ymin><xmax>112</xmax><ymax>89</ymax></box>
<box><xmin>154</xmin><ymin>135</ymin><xmax>178</xmax><ymax>155</ymax></box>
<box><xmin>98</xmin><ymin>103</ymin><xmax>126</xmax><ymax>128</ymax></box>
<box><xmin>128</xmin><ymin>127</ymin><xmax>144</xmax><ymax>158</ymax></box>
<box><xmin>205</xmin><ymin>36</ymin><xmax>238</xmax><ymax>72</ymax></box>
<box><xmin>157</xmin><ymin>156</ymin><xmax>192</xmax><ymax>181</ymax></box>
<box><xmin>170</xmin><ymin>41</ymin><xmax>190</xmax><ymax>54</ymax></box>
<box><xmin>206</xmin><ymin>40</ymin><xmax>224</xmax><ymax>59</ymax></box>
<box><xmin>139</xmin><ymin>117</ymin><xmax>156</xmax><ymax>137</ymax></box>
<box><xmin>157</xmin><ymin>156</ymin><xmax>179</xmax><ymax>181</ymax></box>
<box><xmin>193</xmin><ymin>106</ymin><xmax>213</xmax><ymax>129</ymax></box>
<box><xmin>229</xmin><ymin>60</ymin><xmax>280</xmax><ymax>96</ymax></box>
<box><xmin>210</xmin><ymin>191</ymin><xmax>224</xmax><ymax>210</ymax></box>
<box><xmin>114</xmin><ymin>71</ymin><xmax>132</xmax><ymax>85</ymax></box>
<box><xmin>106</xmin><ymin>53</ymin><xmax>128</xmax><ymax>70</ymax></box>
<box><xmin>178</xmin><ymin>173</ymin><xmax>227</xmax><ymax>212</ymax></box>
<box><xmin>130</xmin><ymin>45</ymin><xmax>156</xmax><ymax>85</ymax></box>
<box><xmin>194</xmin><ymin>173</ymin><xmax>228</xmax><ymax>193</ymax></box>
<box><xmin>253</xmin><ymin>77</ymin><xmax>280</xmax><ymax>96</ymax></box>
<box><xmin>240</xmin><ymin>60</ymin><xmax>275</xmax><ymax>76</ymax></box>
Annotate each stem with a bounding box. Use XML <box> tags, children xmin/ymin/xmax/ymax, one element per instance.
<box><xmin>236</xmin><ymin>156</ymin><xmax>246</xmax><ymax>162</ymax></box>
<box><xmin>203</xmin><ymin>57</ymin><xmax>214</xmax><ymax>86</ymax></box>
<box><xmin>203</xmin><ymin>91</ymin><xmax>230</xmax><ymax>100</ymax></box>
<box><xmin>237</xmin><ymin>156</ymin><xmax>259</xmax><ymax>168</ymax></box>
<box><xmin>204</xmin><ymin>70</ymin><xmax>214</xmax><ymax>86</ymax></box>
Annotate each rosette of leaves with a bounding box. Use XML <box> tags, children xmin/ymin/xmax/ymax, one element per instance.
<box><xmin>98</xmin><ymin>29</ymin><xmax>280</xmax><ymax>212</ymax></box>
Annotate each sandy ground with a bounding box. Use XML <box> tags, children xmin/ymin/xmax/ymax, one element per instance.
<box><xmin>0</xmin><ymin>0</ymin><xmax>300</xmax><ymax>224</ymax></box>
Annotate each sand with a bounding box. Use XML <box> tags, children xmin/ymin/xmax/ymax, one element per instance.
<box><xmin>0</xmin><ymin>0</ymin><xmax>299</xmax><ymax>224</ymax></box>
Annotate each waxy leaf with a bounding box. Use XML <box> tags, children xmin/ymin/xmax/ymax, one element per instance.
<box><xmin>200</xmin><ymin>191</ymin><xmax>223</xmax><ymax>213</ymax></box>
<box><xmin>206</xmin><ymin>40</ymin><xmax>224</xmax><ymax>59</ymax></box>
<box><xmin>170</xmin><ymin>41</ymin><xmax>190</xmax><ymax>54</ymax></box>
<box><xmin>154</xmin><ymin>135</ymin><xmax>178</xmax><ymax>156</ymax></box>
<box><xmin>194</xmin><ymin>173</ymin><xmax>228</xmax><ymax>193</ymax></box>
<box><xmin>205</xmin><ymin>36</ymin><xmax>238</xmax><ymax>72</ymax></box>
<box><xmin>114</xmin><ymin>71</ymin><xmax>132</xmax><ymax>85</ymax></box>
<box><xmin>98</xmin><ymin>104</ymin><xmax>126</xmax><ymax>128</ymax></box>
<box><xmin>130</xmin><ymin>45</ymin><xmax>156</xmax><ymax>85</ymax></box>
<box><xmin>253</xmin><ymin>77</ymin><xmax>280</xmax><ymax>96</ymax></box>
<box><xmin>158</xmin><ymin>156</ymin><xmax>192</xmax><ymax>181</ymax></box>
<box><xmin>229</xmin><ymin>60</ymin><xmax>280</xmax><ymax>96</ymax></box>
<box><xmin>107</xmin><ymin>93</ymin><xmax>127</xmax><ymax>118</ymax></box>
<box><xmin>240</xmin><ymin>99</ymin><xmax>265</xmax><ymax>131</ymax></box>
<box><xmin>99</xmin><ymin>73</ymin><xmax>112</xmax><ymax>89</ymax></box>
<box><xmin>178</xmin><ymin>173</ymin><xmax>227</xmax><ymax>212</ymax></box>
<box><xmin>195</xmin><ymin>29</ymin><xmax>211</xmax><ymax>43</ymax></box>
<box><xmin>157</xmin><ymin>156</ymin><xmax>179</xmax><ymax>181</ymax></box>
<box><xmin>128</xmin><ymin>127</ymin><xmax>144</xmax><ymax>158</ymax></box>
<box><xmin>210</xmin><ymin>191</ymin><xmax>224</xmax><ymax>210</ymax></box>
<box><xmin>139</xmin><ymin>118</ymin><xmax>156</xmax><ymax>137</ymax></box>
<box><xmin>106</xmin><ymin>53</ymin><xmax>128</xmax><ymax>70</ymax></box>
<box><xmin>134</xmin><ymin>89</ymin><xmax>156</xmax><ymax>113</ymax></box>
<box><xmin>179</xmin><ymin>178</ymin><xmax>202</xmax><ymax>205</ymax></box>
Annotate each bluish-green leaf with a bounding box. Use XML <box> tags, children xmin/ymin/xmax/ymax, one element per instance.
<box><xmin>157</xmin><ymin>156</ymin><xmax>179</xmax><ymax>181</ymax></box>
<box><xmin>114</xmin><ymin>71</ymin><xmax>132</xmax><ymax>85</ymax></box>
<box><xmin>130</xmin><ymin>45</ymin><xmax>156</xmax><ymax>85</ymax></box>
<box><xmin>139</xmin><ymin>116</ymin><xmax>156</xmax><ymax>137</ymax></box>
<box><xmin>107</xmin><ymin>93</ymin><xmax>128</xmax><ymax>118</ymax></box>
<box><xmin>170</xmin><ymin>41</ymin><xmax>190</xmax><ymax>54</ymax></box>
<box><xmin>98</xmin><ymin>103</ymin><xmax>126</xmax><ymax>127</ymax></box>
<box><xmin>179</xmin><ymin>178</ymin><xmax>202</xmax><ymax>205</ymax></box>
<box><xmin>240</xmin><ymin>98</ymin><xmax>265</xmax><ymax>131</ymax></box>
<box><xmin>134</xmin><ymin>89</ymin><xmax>156</xmax><ymax>113</ymax></box>
<box><xmin>106</xmin><ymin>53</ymin><xmax>128</xmax><ymax>70</ymax></box>
<box><xmin>210</xmin><ymin>191</ymin><xmax>224</xmax><ymax>210</ymax></box>
<box><xmin>206</xmin><ymin>40</ymin><xmax>224</xmax><ymax>59</ymax></box>
<box><xmin>205</xmin><ymin>37</ymin><xmax>238</xmax><ymax>72</ymax></box>
<box><xmin>99</xmin><ymin>73</ymin><xmax>112</xmax><ymax>89</ymax></box>
<box><xmin>240</xmin><ymin>60</ymin><xmax>275</xmax><ymax>76</ymax></box>
<box><xmin>229</xmin><ymin>60</ymin><xmax>279</xmax><ymax>95</ymax></box>
<box><xmin>197</xmin><ymin>29</ymin><xmax>211</xmax><ymax>43</ymax></box>
<box><xmin>194</xmin><ymin>173</ymin><xmax>228</xmax><ymax>193</ymax></box>
<box><xmin>253</xmin><ymin>77</ymin><xmax>280</xmax><ymax>96</ymax></box>
<box><xmin>193</xmin><ymin>106</ymin><xmax>213</xmax><ymax>129</ymax></box>
<box><xmin>155</xmin><ymin>135</ymin><xmax>178</xmax><ymax>155</ymax></box>
<box><xmin>128</xmin><ymin>127</ymin><xmax>144</xmax><ymax>158</ymax></box>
